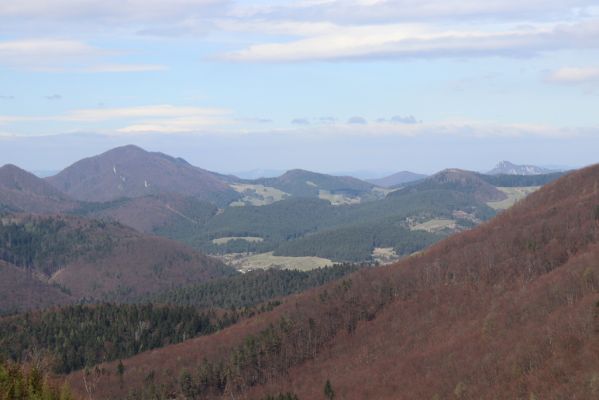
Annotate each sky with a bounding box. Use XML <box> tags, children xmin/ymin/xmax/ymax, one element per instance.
<box><xmin>0</xmin><ymin>0</ymin><xmax>598</xmax><ymax>176</ymax></box>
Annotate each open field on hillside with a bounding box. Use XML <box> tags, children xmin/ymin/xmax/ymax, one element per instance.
<box><xmin>230</xmin><ymin>184</ymin><xmax>289</xmax><ymax>206</ymax></box>
<box><xmin>211</xmin><ymin>236</ymin><xmax>264</xmax><ymax>245</ymax></box>
<box><xmin>218</xmin><ymin>251</ymin><xmax>332</xmax><ymax>272</ymax></box>
<box><xmin>487</xmin><ymin>186</ymin><xmax>540</xmax><ymax>210</ymax></box>
<box><xmin>410</xmin><ymin>218</ymin><xmax>457</xmax><ymax>232</ymax></box>
<box><xmin>371</xmin><ymin>247</ymin><xmax>400</xmax><ymax>264</ymax></box>
<box><xmin>318</xmin><ymin>190</ymin><xmax>362</xmax><ymax>205</ymax></box>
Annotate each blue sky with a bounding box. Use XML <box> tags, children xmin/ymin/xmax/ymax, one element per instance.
<box><xmin>0</xmin><ymin>0</ymin><xmax>598</xmax><ymax>175</ymax></box>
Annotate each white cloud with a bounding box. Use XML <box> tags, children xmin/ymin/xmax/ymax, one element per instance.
<box><xmin>0</xmin><ymin>0</ymin><xmax>227</xmax><ymax>22</ymax></box>
<box><xmin>230</xmin><ymin>0</ymin><xmax>596</xmax><ymax>23</ymax></box>
<box><xmin>548</xmin><ymin>66</ymin><xmax>599</xmax><ymax>84</ymax></box>
<box><xmin>1</xmin><ymin>107</ymin><xmax>595</xmax><ymax>138</ymax></box>
<box><xmin>0</xmin><ymin>39</ymin><xmax>104</xmax><ymax>69</ymax></box>
<box><xmin>221</xmin><ymin>19</ymin><xmax>599</xmax><ymax>62</ymax></box>
<box><xmin>59</xmin><ymin>105</ymin><xmax>228</xmax><ymax>122</ymax></box>
<box><xmin>0</xmin><ymin>39</ymin><xmax>170</xmax><ymax>72</ymax></box>
<box><xmin>0</xmin><ymin>116</ymin><xmax>28</xmax><ymax>125</ymax></box>
<box><xmin>83</xmin><ymin>64</ymin><xmax>168</xmax><ymax>73</ymax></box>
<box><xmin>287</xmin><ymin>120</ymin><xmax>597</xmax><ymax>138</ymax></box>
<box><xmin>0</xmin><ymin>105</ymin><xmax>233</xmax><ymax>134</ymax></box>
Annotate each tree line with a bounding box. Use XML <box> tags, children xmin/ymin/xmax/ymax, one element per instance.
<box><xmin>143</xmin><ymin>263</ymin><xmax>363</xmax><ymax>309</ymax></box>
<box><xmin>0</xmin><ymin>303</ymin><xmax>253</xmax><ymax>374</ymax></box>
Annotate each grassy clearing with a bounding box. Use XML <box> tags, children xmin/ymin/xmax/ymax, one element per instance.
<box><xmin>372</xmin><ymin>247</ymin><xmax>400</xmax><ymax>265</ymax></box>
<box><xmin>219</xmin><ymin>252</ymin><xmax>332</xmax><ymax>272</ymax></box>
<box><xmin>487</xmin><ymin>186</ymin><xmax>540</xmax><ymax>210</ymax></box>
<box><xmin>318</xmin><ymin>190</ymin><xmax>362</xmax><ymax>206</ymax></box>
<box><xmin>230</xmin><ymin>184</ymin><xmax>289</xmax><ymax>206</ymax></box>
<box><xmin>410</xmin><ymin>219</ymin><xmax>457</xmax><ymax>233</ymax></box>
<box><xmin>211</xmin><ymin>236</ymin><xmax>264</xmax><ymax>245</ymax></box>
<box><xmin>372</xmin><ymin>187</ymin><xmax>395</xmax><ymax>197</ymax></box>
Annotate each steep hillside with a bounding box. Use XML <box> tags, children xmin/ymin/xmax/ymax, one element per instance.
<box><xmin>75</xmin><ymin>193</ymin><xmax>218</xmax><ymax>234</ymax></box>
<box><xmin>0</xmin><ymin>214</ymin><xmax>235</xmax><ymax>304</ymax></box>
<box><xmin>367</xmin><ymin>171</ymin><xmax>427</xmax><ymax>187</ymax></box>
<box><xmin>67</xmin><ymin>164</ymin><xmax>599</xmax><ymax>399</ymax></box>
<box><xmin>0</xmin><ymin>164</ymin><xmax>77</xmax><ymax>213</ymax></box>
<box><xmin>0</xmin><ymin>260</ymin><xmax>73</xmax><ymax>315</ymax></box>
<box><xmin>47</xmin><ymin>145</ymin><xmax>239</xmax><ymax>205</ymax></box>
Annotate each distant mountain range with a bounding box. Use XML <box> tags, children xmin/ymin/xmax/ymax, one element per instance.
<box><xmin>0</xmin><ymin>145</ymin><xmax>567</xmax><ymax>272</ymax></box>
<box><xmin>367</xmin><ymin>171</ymin><xmax>427</xmax><ymax>187</ymax></box>
<box><xmin>488</xmin><ymin>160</ymin><xmax>557</xmax><ymax>175</ymax></box>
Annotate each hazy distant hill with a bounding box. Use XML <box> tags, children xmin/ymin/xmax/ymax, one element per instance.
<box><xmin>393</xmin><ymin>168</ymin><xmax>507</xmax><ymax>203</ymax></box>
<box><xmin>0</xmin><ymin>164</ymin><xmax>77</xmax><ymax>213</ymax></box>
<box><xmin>367</xmin><ymin>171</ymin><xmax>427</xmax><ymax>187</ymax></box>
<box><xmin>488</xmin><ymin>160</ymin><xmax>555</xmax><ymax>175</ymax></box>
<box><xmin>69</xmin><ymin>164</ymin><xmax>599</xmax><ymax>400</ymax></box>
<box><xmin>257</xmin><ymin>169</ymin><xmax>374</xmax><ymax>197</ymax></box>
<box><xmin>46</xmin><ymin>145</ymin><xmax>240</xmax><ymax>205</ymax></box>
<box><xmin>0</xmin><ymin>214</ymin><xmax>235</xmax><ymax>307</ymax></box>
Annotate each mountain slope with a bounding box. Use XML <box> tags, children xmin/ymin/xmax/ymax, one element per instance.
<box><xmin>0</xmin><ymin>164</ymin><xmax>77</xmax><ymax>213</ymax></box>
<box><xmin>367</xmin><ymin>171</ymin><xmax>427</xmax><ymax>187</ymax></box>
<box><xmin>0</xmin><ymin>214</ymin><xmax>236</xmax><ymax>305</ymax></box>
<box><xmin>75</xmin><ymin>193</ymin><xmax>218</xmax><ymax>234</ymax></box>
<box><xmin>254</xmin><ymin>169</ymin><xmax>377</xmax><ymax>199</ymax></box>
<box><xmin>488</xmin><ymin>160</ymin><xmax>554</xmax><ymax>175</ymax></box>
<box><xmin>47</xmin><ymin>145</ymin><xmax>239</xmax><ymax>205</ymax></box>
<box><xmin>66</xmin><ymin>164</ymin><xmax>599</xmax><ymax>399</ymax></box>
<box><xmin>394</xmin><ymin>168</ymin><xmax>508</xmax><ymax>203</ymax></box>
<box><xmin>0</xmin><ymin>260</ymin><xmax>73</xmax><ymax>315</ymax></box>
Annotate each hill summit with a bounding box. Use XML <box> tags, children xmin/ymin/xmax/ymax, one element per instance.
<box><xmin>46</xmin><ymin>145</ymin><xmax>239</xmax><ymax>205</ymax></box>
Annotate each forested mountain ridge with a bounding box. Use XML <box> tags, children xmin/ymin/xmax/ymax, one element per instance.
<box><xmin>393</xmin><ymin>168</ymin><xmax>507</xmax><ymax>202</ymax></box>
<box><xmin>64</xmin><ymin>164</ymin><xmax>599</xmax><ymax>399</ymax></box>
<box><xmin>0</xmin><ymin>265</ymin><xmax>361</xmax><ymax>375</ymax></box>
<box><xmin>253</xmin><ymin>169</ymin><xmax>376</xmax><ymax>198</ymax></box>
<box><xmin>0</xmin><ymin>146</ymin><xmax>565</xmax><ymax>268</ymax></box>
<box><xmin>0</xmin><ymin>214</ymin><xmax>235</xmax><ymax>311</ymax></box>
<box><xmin>75</xmin><ymin>193</ymin><xmax>219</xmax><ymax>235</ymax></box>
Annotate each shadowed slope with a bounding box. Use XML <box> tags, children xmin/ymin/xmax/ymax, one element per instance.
<box><xmin>0</xmin><ymin>214</ymin><xmax>236</xmax><ymax>305</ymax></box>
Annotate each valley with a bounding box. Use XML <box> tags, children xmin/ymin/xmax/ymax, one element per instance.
<box><xmin>0</xmin><ymin>146</ymin><xmax>564</xmax><ymax>274</ymax></box>
<box><xmin>57</xmin><ymin>163</ymin><xmax>599</xmax><ymax>400</ymax></box>
<box><xmin>0</xmin><ymin>145</ymin><xmax>581</xmax><ymax>400</ymax></box>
